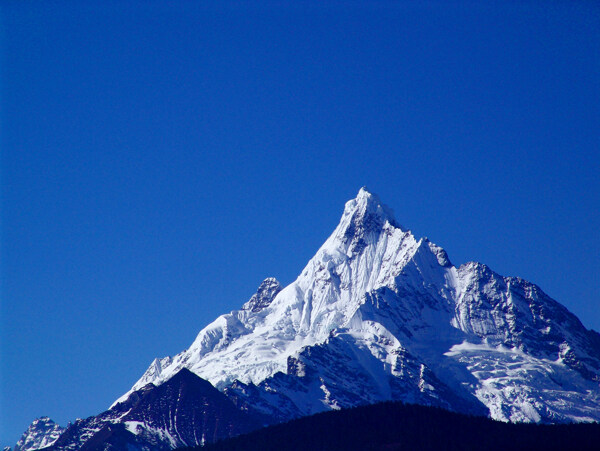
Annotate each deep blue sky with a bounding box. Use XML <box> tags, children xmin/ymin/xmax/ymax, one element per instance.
<box><xmin>1</xmin><ymin>0</ymin><xmax>599</xmax><ymax>446</ymax></box>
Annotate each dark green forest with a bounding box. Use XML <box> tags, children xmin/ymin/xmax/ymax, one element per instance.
<box><xmin>184</xmin><ymin>401</ymin><xmax>600</xmax><ymax>451</ymax></box>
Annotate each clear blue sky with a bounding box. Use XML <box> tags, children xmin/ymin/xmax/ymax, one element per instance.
<box><xmin>1</xmin><ymin>0</ymin><xmax>599</xmax><ymax>446</ymax></box>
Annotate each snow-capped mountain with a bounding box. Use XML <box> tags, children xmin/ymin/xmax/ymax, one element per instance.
<box><xmin>13</xmin><ymin>187</ymin><xmax>600</xmax><ymax>451</ymax></box>
<box><xmin>12</xmin><ymin>417</ymin><xmax>64</xmax><ymax>451</ymax></box>
<box><xmin>115</xmin><ymin>188</ymin><xmax>600</xmax><ymax>424</ymax></box>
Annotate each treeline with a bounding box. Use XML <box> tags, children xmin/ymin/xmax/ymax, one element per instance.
<box><xmin>182</xmin><ymin>401</ymin><xmax>600</xmax><ymax>451</ymax></box>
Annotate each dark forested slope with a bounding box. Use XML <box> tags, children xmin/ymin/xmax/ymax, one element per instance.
<box><xmin>185</xmin><ymin>401</ymin><xmax>600</xmax><ymax>451</ymax></box>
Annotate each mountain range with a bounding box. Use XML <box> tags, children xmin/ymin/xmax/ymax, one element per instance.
<box><xmin>11</xmin><ymin>188</ymin><xmax>600</xmax><ymax>450</ymax></box>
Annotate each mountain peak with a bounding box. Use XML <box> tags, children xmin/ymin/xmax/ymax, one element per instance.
<box><xmin>357</xmin><ymin>185</ymin><xmax>374</xmax><ymax>199</ymax></box>
<box><xmin>335</xmin><ymin>188</ymin><xmax>402</xmax><ymax>251</ymax></box>
<box><xmin>112</xmin><ymin>188</ymin><xmax>600</xmax><ymax>432</ymax></box>
<box><xmin>344</xmin><ymin>188</ymin><xmax>399</xmax><ymax>228</ymax></box>
<box><xmin>14</xmin><ymin>417</ymin><xmax>64</xmax><ymax>451</ymax></box>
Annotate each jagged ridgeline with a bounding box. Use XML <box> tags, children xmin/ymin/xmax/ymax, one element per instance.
<box><xmin>11</xmin><ymin>189</ymin><xmax>600</xmax><ymax>450</ymax></box>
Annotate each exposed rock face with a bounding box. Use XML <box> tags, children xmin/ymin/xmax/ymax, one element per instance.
<box><xmin>243</xmin><ymin>278</ymin><xmax>283</xmax><ymax>313</ymax></box>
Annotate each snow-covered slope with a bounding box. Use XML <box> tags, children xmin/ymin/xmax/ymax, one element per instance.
<box><xmin>12</xmin><ymin>417</ymin><xmax>64</xmax><ymax>451</ymax></box>
<box><xmin>115</xmin><ymin>188</ymin><xmax>600</xmax><ymax>424</ymax></box>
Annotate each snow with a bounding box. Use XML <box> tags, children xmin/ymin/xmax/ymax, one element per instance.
<box><xmin>124</xmin><ymin>421</ymin><xmax>179</xmax><ymax>448</ymax></box>
<box><xmin>445</xmin><ymin>341</ymin><xmax>600</xmax><ymax>422</ymax></box>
